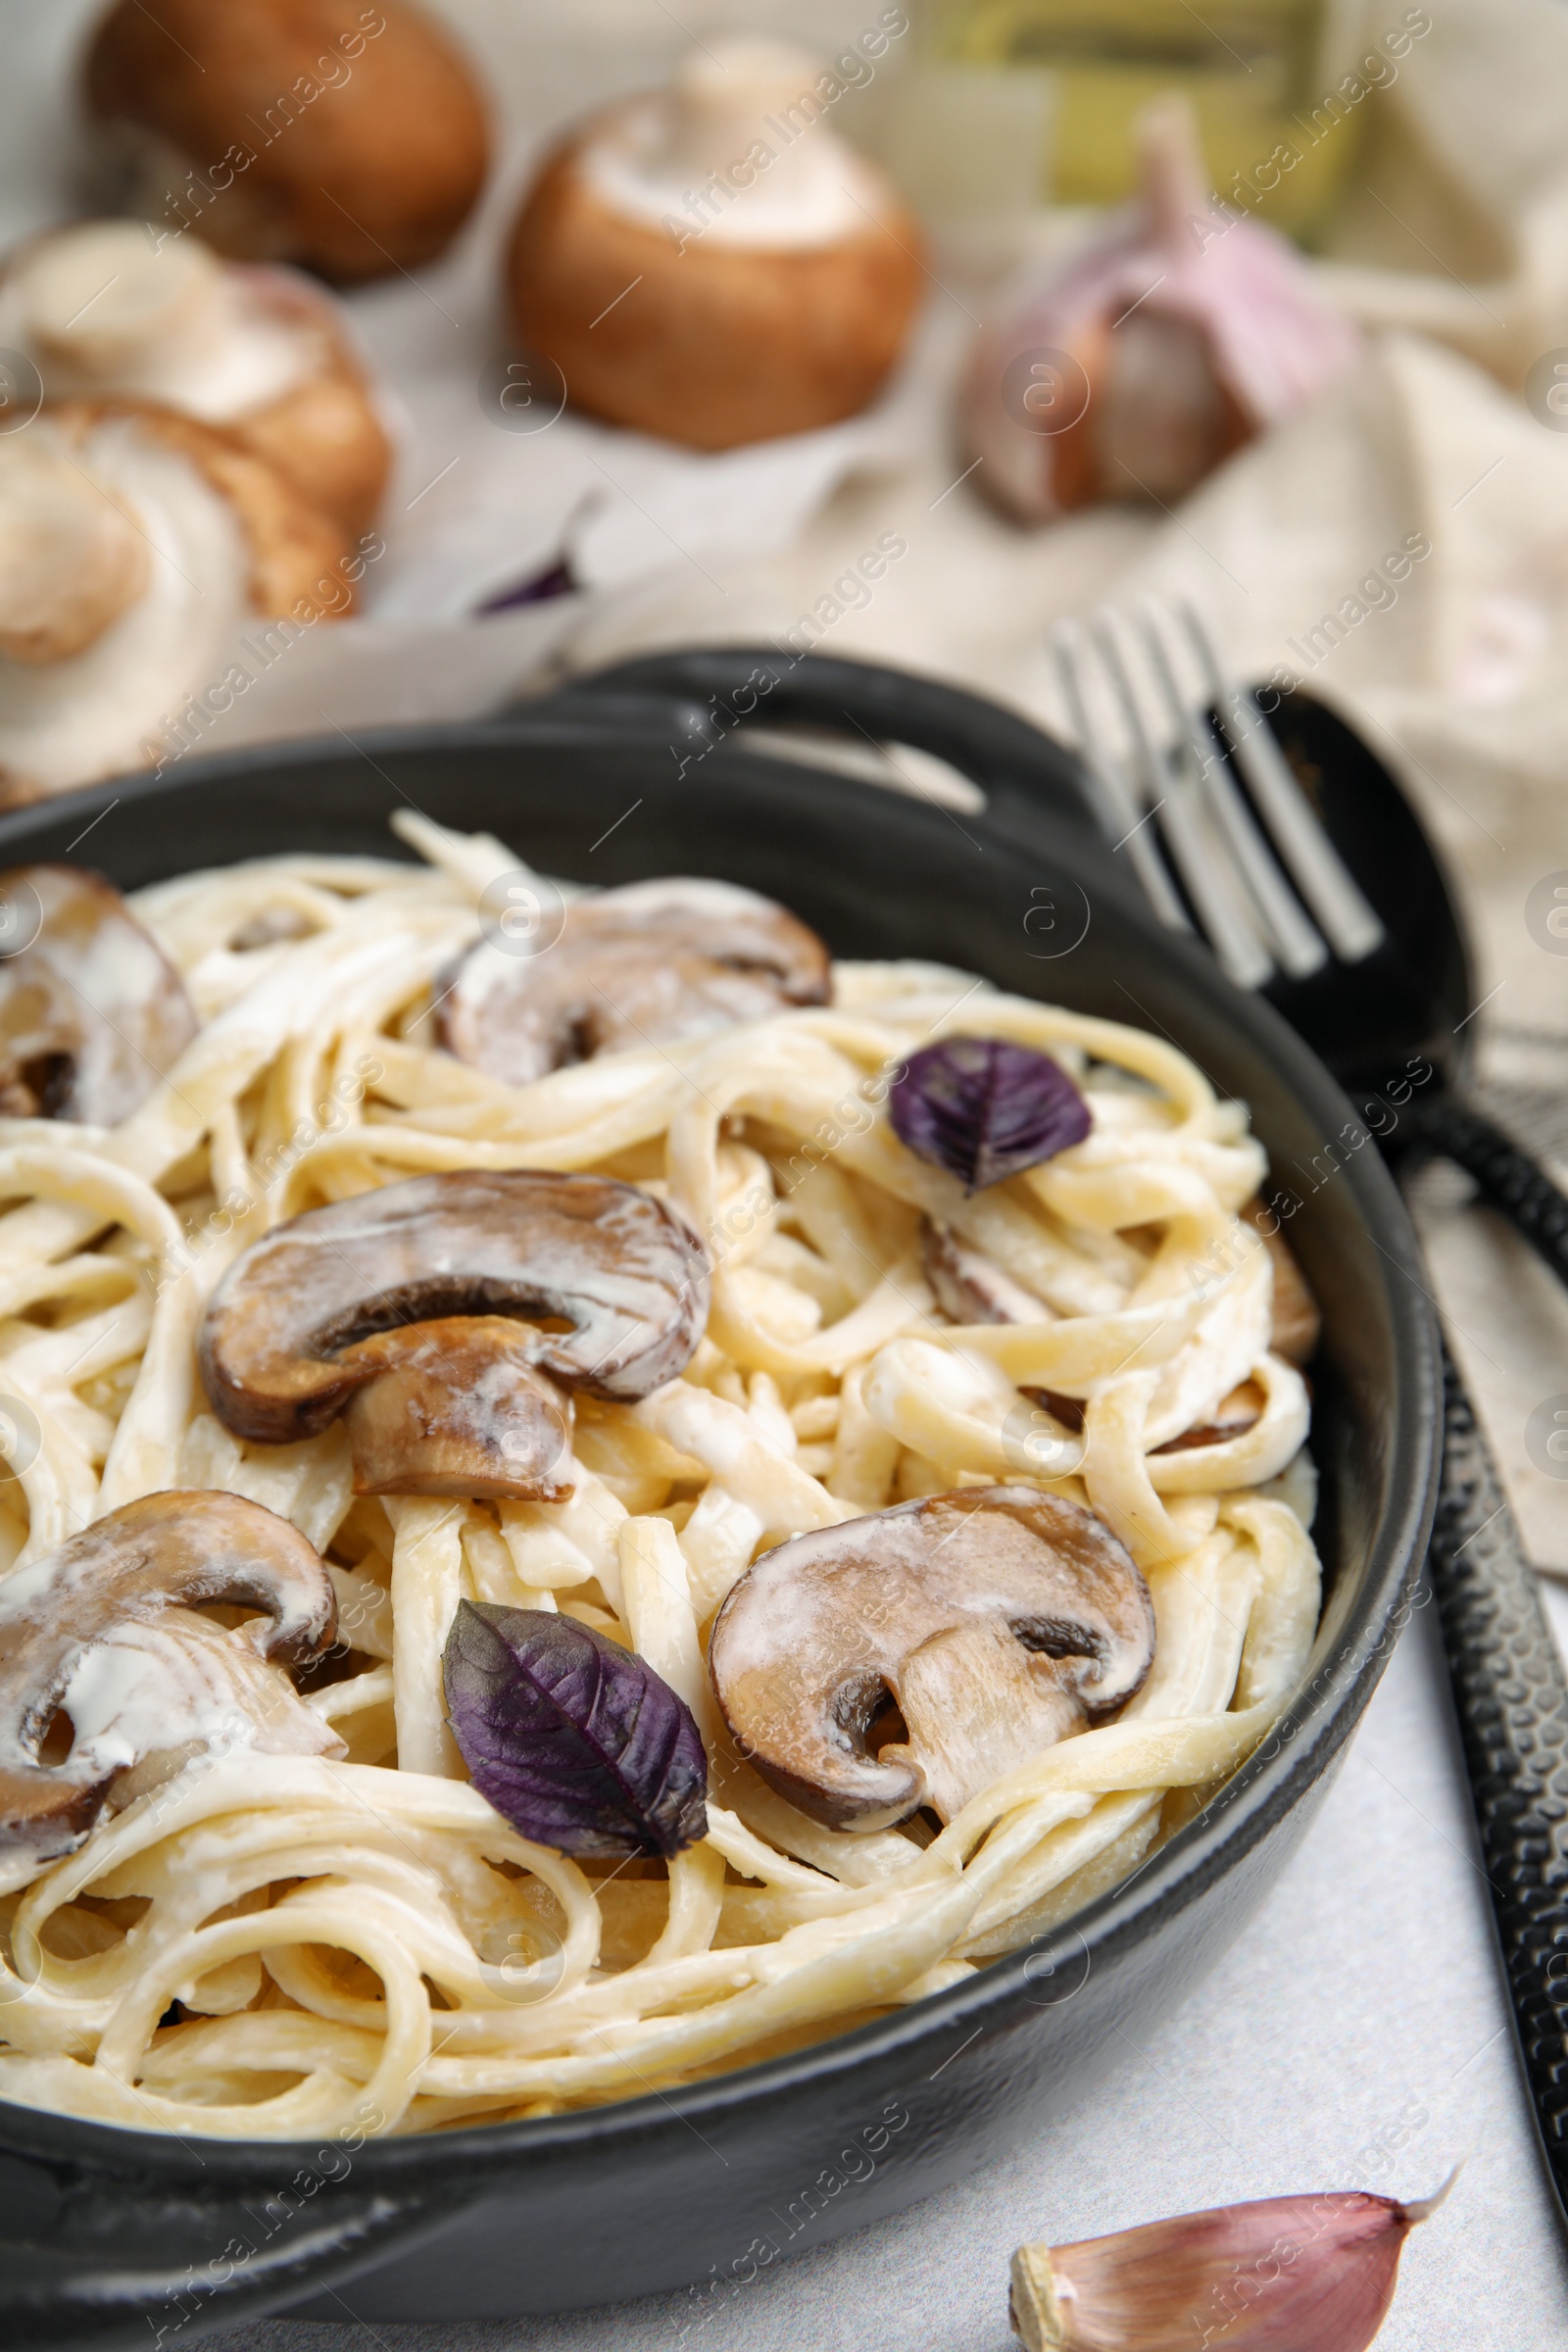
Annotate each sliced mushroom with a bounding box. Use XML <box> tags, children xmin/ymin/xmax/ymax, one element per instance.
<box><xmin>923</xmin><ymin>1208</ymin><xmax>1316</xmax><ymax>1433</ymax></box>
<box><xmin>923</xmin><ymin>1218</ymin><xmax>1055</xmax><ymax>1327</ymax></box>
<box><xmin>0</xmin><ymin>1489</ymin><xmax>338</xmax><ymax>1861</ymax></box>
<box><xmin>438</xmin><ymin>878</ymin><xmax>832</xmax><ymax>1087</ymax></box>
<box><xmin>0</xmin><ymin>864</ymin><xmax>197</xmax><ymax>1122</ymax></box>
<box><xmin>199</xmin><ymin>1169</ymin><xmax>710</xmax><ymax>1495</ymax></box>
<box><xmin>1152</xmin><ymin>1378</ymin><xmax>1265</xmax><ymax>1454</ymax></box>
<box><xmin>1242</xmin><ymin>1198</ymin><xmax>1320</xmax><ymax>1365</ymax></box>
<box><xmin>709</xmin><ymin>1484</ymin><xmax>1154</xmax><ymax>1832</ymax></box>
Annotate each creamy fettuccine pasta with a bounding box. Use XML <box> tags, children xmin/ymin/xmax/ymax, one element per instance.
<box><xmin>0</xmin><ymin>815</ymin><xmax>1321</xmax><ymax>2139</ymax></box>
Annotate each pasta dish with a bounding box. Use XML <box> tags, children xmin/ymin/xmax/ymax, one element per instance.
<box><xmin>0</xmin><ymin>814</ymin><xmax>1322</xmax><ymax>2140</ymax></box>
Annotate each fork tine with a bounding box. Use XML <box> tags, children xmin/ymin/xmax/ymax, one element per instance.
<box><xmin>1051</xmin><ymin>623</ymin><xmax>1192</xmax><ymax>934</ymax></box>
<box><xmin>1091</xmin><ymin>618</ymin><xmax>1274</xmax><ymax>992</ymax></box>
<box><xmin>1181</xmin><ymin>605</ymin><xmax>1386</xmax><ymax>964</ymax></box>
<box><xmin>1137</xmin><ymin>608</ymin><xmax>1329</xmax><ymax>981</ymax></box>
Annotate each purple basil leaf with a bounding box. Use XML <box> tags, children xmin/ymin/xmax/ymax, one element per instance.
<box><xmin>443</xmin><ymin>1600</ymin><xmax>708</xmax><ymax>1859</ymax></box>
<box><xmin>890</xmin><ymin>1036</ymin><xmax>1092</xmax><ymax>1192</ymax></box>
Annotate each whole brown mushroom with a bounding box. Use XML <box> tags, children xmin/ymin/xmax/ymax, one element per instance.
<box><xmin>83</xmin><ymin>0</ymin><xmax>489</xmax><ymax>282</ymax></box>
<box><xmin>508</xmin><ymin>37</ymin><xmax>926</xmax><ymax>450</ymax></box>
<box><xmin>0</xmin><ymin>223</ymin><xmax>390</xmax><ymax>538</ymax></box>
<box><xmin>0</xmin><ymin>402</ymin><xmax>355</xmax><ymax>803</ymax></box>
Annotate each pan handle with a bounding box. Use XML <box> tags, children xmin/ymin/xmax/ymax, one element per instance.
<box><xmin>1405</xmin><ymin>1094</ymin><xmax>1568</xmax><ymax>1298</ymax></box>
<box><xmin>530</xmin><ymin>647</ymin><xmax>1113</xmax><ymax>846</ymax></box>
<box><xmin>1427</xmin><ymin>1342</ymin><xmax>1568</xmax><ymax>2234</ymax></box>
<box><xmin>0</xmin><ymin>2131</ymin><xmax>455</xmax><ymax>2349</ymax></box>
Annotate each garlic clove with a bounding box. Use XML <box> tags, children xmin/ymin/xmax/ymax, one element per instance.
<box><xmin>1009</xmin><ymin>2180</ymin><xmax>1454</xmax><ymax>2352</ymax></box>
<box><xmin>965</xmin><ymin>95</ymin><xmax>1361</xmax><ymax>520</ymax></box>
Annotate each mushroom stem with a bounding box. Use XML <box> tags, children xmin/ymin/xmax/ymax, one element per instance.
<box><xmin>664</xmin><ymin>39</ymin><xmax>823</xmax><ymax>182</ymax></box>
<box><xmin>0</xmin><ymin>440</ymin><xmax>148</xmax><ymax>664</ymax></box>
<box><xmin>342</xmin><ymin>1318</ymin><xmax>575</xmax><ymax>1500</ymax></box>
<box><xmin>888</xmin><ymin>1620</ymin><xmax>1084</xmax><ymax>1824</ymax></box>
<box><xmin>18</xmin><ymin>220</ymin><xmax>226</xmax><ymax>380</ymax></box>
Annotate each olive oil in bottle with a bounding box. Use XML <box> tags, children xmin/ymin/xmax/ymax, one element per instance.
<box><xmin>925</xmin><ymin>0</ymin><xmax>1372</xmax><ymax>242</ymax></box>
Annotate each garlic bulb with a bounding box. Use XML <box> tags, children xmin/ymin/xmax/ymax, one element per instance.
<box><xmin>508</xmin><ymin>34</ymin><xmax>926</xmax><ymax>451</ymax></box>
<box><xmin>964</xmin><ymin>98</ymin><xmax>1360</xmax><ymax>520</ymax></box>
<box><xmin>1009</xmin><ymin>2179</ymin><xmax>1452</xmax><ymax>2352</ymax></box>
<box><xmin>0</xmin><ymin>404</ymin><xmax>354</xmax><ymax>804</ymax></box>
<box><xmin>0</xmin><ymin>221</ymin><xmax>390</xmax><ymax>536</ymax></box>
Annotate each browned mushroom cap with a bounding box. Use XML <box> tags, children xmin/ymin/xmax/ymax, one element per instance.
<box><xmin>84</xmin><ymin>0</ymin><xmax>489</xmax><ymax>283</ymax></box>
<box><xmin>710</xmin><ymin>1485</ymin><xmax>1155</xmax><ymax>1832</ymax></box>
<box><xmin>0</xmin><ymin>865</ymin><xmax>197</xmax><ymax>1122</ymax></box>
<box><xmin>0</xmin><ymin>1489</ymin><xmax>338</xmax><ymax>1860</ymax></box>
<box><xmin>438</xmin><ymin>879</ymin><xmax>832</xmax><ymax>1087</ymax></box>
<box><xmin>199</xmin><ymin>1170</ymin><xmax>710</xmax><ymax>1494</ymax></box>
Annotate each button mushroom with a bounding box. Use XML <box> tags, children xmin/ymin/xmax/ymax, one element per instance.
<box><xmin>198</xmin><ymin>1169</ymin><xmax>710</xmax><ymax>1497</ymax></box>
<box><xmin>84</xmin><ymin>0</ymin><xmax>489</xmax><ymax>282</ymax></box>
<box><xmin>508</xmin><ymin>37</ymin><xmax>925</xmax><ymax>449</ymax></box>
<box><xmin>438</xmin><ymin>878</ymin><xmax>832</xmax><ymax>1088</ymax></box>
<box><xmin>922</xmin><ymin>1211</ymin><xmax>1318</xmax><ymax>1439</ymax></box>
<box><xmin>0</xmin><ymin>1489</ymin><xmax>339</xmax><ymax>1863</ymax></box>
<box><xmin>0</xmin><ymin>864</ymin><xmax>197</xmax><ymax>1123</ymax></box>
<box><xmin>709</xmin><ymin>1485</ymin><xmax>1155</xmax><ymax>1832</ymax></box>
<box><xmin>0</xmin><ymin>221</ymin><xmax>390</xmax><ymax>538</ymax></box>
<box><xmin>0</xmin><ymin>404</ymin><xmax>353</xmax><ymax>802</ymax></box>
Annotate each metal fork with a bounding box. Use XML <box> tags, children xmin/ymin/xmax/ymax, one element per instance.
<box><xmin>1052</xmin><ymin>603</ymin><xmax>1385</xmax><ymax>990</ymax></box>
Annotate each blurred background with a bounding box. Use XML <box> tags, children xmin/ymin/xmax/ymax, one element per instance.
<box><xmin>2</xmin><ymin>0</ymin><xmax>1567</xmax><ymax>1574</ymax></box>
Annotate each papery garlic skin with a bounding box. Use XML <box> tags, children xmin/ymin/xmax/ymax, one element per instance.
<box><xmin>965</xmin><ymin>98</ymin><xmax>1360</xmax><ymax>521</ymax></box>
<box><xmin>1010</xmin><ymin>2186</ymin><xmax>1441</xmax><ymax>2352</ymax></box>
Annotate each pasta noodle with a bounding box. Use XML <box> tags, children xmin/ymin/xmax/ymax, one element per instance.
<box><xmin>0</xmin><ymin>816</ymin><xmax>1322</xmax><ymax>2138</ymax></box>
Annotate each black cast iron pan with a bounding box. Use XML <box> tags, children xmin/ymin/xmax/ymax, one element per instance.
<box><xmin>0</xmin><ymin>655</ymin><xmax>1439</xmax><ymax>2347</ymax></box>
